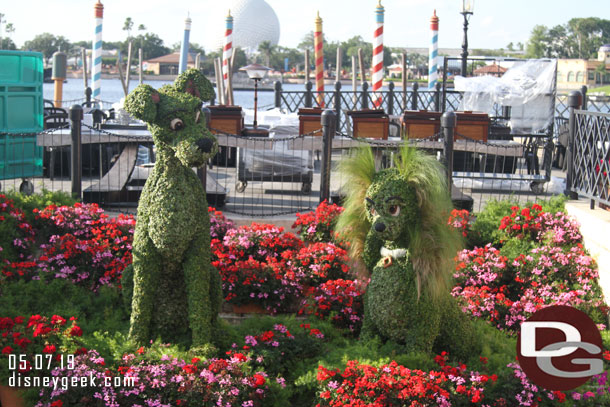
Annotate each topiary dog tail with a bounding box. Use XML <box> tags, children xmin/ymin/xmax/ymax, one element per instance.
<box><xmin>335</xmin><ymin>146</ymin><xmax>377</xmax><ymax>261</ymax></box>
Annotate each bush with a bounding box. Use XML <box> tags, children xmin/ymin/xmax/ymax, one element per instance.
<box><xmin>3</xmin><ymin>189</ymin><xmax>76</xmax><ymax>226</ymax></box>
<box><xmin>292</xmin><ymin>200</ymin><xmax>344</xmax><ymax>244</ymax></box>
<box><xmin>0</xmin><ymin>195</ymin><xmax>36</xmax><ymax>277</ymax></box>
<box><xmin>283</xmin><ymin>242</ymin><xmax>351</xmax><ymax>286</ymax></box>
<box><xmin>212</xmin><ymin>223</ymin><xmax>304</xmax><ymax>313</ymax></box>
<box><xmin>298</xmin><ymin>279</ymin><xmax>365</xmax><ymax>334</ymax></box>
<box><xmin>0</xmin><ymin>279</ymin><xmax>130</xmax><ymax>335</ymax></box>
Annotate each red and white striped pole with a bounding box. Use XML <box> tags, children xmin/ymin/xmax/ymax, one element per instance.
<box><xmin>222</xmin><ymin>10</ymin><xmax>233</xmax><ymax>96</ymax></box>
<box><xmin>372</xmin><ymin>0</ymin><xmax>385</xmax><ymax>107</ymax></box>
<box><xmin>314</xmin><ymin>11</ymin><xmax>325</xmax><ymax>108</ymax></box>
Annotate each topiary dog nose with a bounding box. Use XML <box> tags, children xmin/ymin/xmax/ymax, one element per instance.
<box><xmin>195</xmin><ymin>138</ymin><xmax>214</xmax><ymax>153</ymax></box>
<box><xmin>374</xmin><ymin>222</ymin><xmax>386</xmax><ymax>233</ymax></box>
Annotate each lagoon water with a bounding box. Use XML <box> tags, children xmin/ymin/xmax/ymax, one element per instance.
<box><xmin>43</xmin><ymin>78</ymin><xmax>367</xmax><ymax>110</ymax></box>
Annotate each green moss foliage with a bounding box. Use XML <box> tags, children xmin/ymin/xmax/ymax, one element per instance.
<box><xmin>337</xmin><ymin>145</ymin><xmax>475</xmax><ymax>360</ymax></box>
<box><xmin>0</xmin><ymin>279</ymin><xmax>129</xmax><ymax>334</ymax></box>
<box><xmin>123</xmin><ymin>69</ymin><xmax>221</xmax><ymax>346</ymax></box>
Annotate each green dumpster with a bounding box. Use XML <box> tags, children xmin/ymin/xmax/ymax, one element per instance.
<box><xmin>0</xmin><ymin>51</ymin><xmax>44</xmax><ymax>193</ymax></box>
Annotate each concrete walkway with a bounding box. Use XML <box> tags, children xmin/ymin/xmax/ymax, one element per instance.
<box><xmin>565</xmin><ymin>198</ymin><xmax>610</xmax><ymax>303</ymax></box>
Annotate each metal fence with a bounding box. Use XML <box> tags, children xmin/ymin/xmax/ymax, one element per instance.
<box><xmin>565</xmin><ymin>91</ymin><xmax>610</xmax><ymax>209</ymax></box>
<box><xmin>3</xmin><ymin>86</ymin><xmax>610</xmax><ymax>216</ymax></box>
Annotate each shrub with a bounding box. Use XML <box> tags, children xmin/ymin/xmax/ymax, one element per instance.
<box><xmin>0</xmin><ymin>195</ymin><xmax>36</xmax><ymax>279</ymax></box>
<box><xmin>0</xmin><ymin>314</ymin><xmax>84</xmax><ymax>386</ymax></box>
<box><xmin>34</xmin><ymin>203</ymin><xmax>135</xmax><ymax>290</ymax></box>
<box><xmin>282</xmin><ymin>242</ymin><xmax>351</xmax><ymax>286</ymax></box>
<box><xmin>3</xmin><ymin>190</ymin><xmax>76</xmax><ymax>227</ymax></box>
<box><xmin>208</xmin><ymin>206</ymin><xmax>235</xmax><ymax>240</ymax></box>
<box><xmin>0</xmin><ymin>279</ymin><xmax>130</xmax><ymax>335</ymax></box>
<box><xmin>292</xmin><ymin>200</ymin><xmax>344</xmax><ymax>244</ymax></box>
<box><xmin>298</xmin><ymin>279</ymin><xmax>365</xmax><ymax>334</ymax></box>
<box><xmin>236</xmin><ymin>323</ymin><xmax>326</xmax><ymax>378</ymax></box>
<box><xmin>452</xmin><ymin>243</ymin><xmax>607</xmax><ymax>333</ymax></box>
<box><xmin>212</xmin><ymin>223</ymin><xmax>304</xmax><ymax>313</ymax></box>
<box><xmin>35</xmin><ymin>348</ymin><xmax>285</xmax><ymax>407</ymax></box>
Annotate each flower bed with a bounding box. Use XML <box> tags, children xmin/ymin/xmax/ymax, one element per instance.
<box><xmin>0</xmin><ymin>314</ymin><xmax>84</xmax><ymax>385</ymax></box>
<box><xmin>36</xmin><ymin>348</ymin><xmax>281</xmax><ymax>407</ymax></box>
<box><xmin>1</xmin><ymin>196</ymin><xmax>609</xmax><ymax>406</ymax></box>
<box><xmin>451</xmin><ymin>203</ymin><xmax>607</xmax><ymax>334</ymax></box>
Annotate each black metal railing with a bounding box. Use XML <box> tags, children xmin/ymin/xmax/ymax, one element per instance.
<box><xmin>565</xmin><ymin>90</ymin><xmax>610</xmax><ymax>209</ymax></box>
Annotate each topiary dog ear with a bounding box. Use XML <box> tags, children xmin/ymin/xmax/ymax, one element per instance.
<box><xmin>174</xmin><ymin>68</ymin><xmax>215</xmax><ymax>102</ymax></box>
<box><xmin>124</xmin><ymin>84</ymin><xmax>160</xmax><ymax>123</ymax></box>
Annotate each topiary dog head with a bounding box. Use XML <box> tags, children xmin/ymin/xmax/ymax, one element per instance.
<box><xmin>364</xmin><ymin>168</ymin><xmax>419</xmax><ymax>244</ymax></box>
<box><xmin>124</xmin><ymin>68</ymin><xmax>217</xmax><ymax>167</ymax></box>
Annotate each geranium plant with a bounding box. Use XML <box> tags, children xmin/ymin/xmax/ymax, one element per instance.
<box><xmin>36</xmin><ymin>348</ymin><xmax>283</xmax><ymax>407</ymax></box>
<box><xmin>292</xmin><ymin>200</ymin><xmax>344</xmax><ymax>244</ymax></box>
<box><xmin>208</xmin><ymin>206</ymin><xmax>235</xmax><ymax>240</ymax></box>
<box><xmin>282</xmin><ymin>242</ymin><xmax>350</xmax><ymax>287</ymax></box>
<box><xmin>298</xmin><ymin>279</ymin><xmax>365</xmax><ymax>334</ymax></box>
<box><xmin>0</xmin><ymin>314</ymin><xmax>84</xmax><ymax>386</ymax></box>
<box><xmin>35</xmin><ymin>204</ymin><xmax>134</xmax><ymax>291</ymax></box>
<box><xmin>0</xmin><ymin>194</ymin><xmax>36</xmax><ymax>280</ymax></box>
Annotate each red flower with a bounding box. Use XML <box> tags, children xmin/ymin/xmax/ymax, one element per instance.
<box><xmin>2</xmin><ymin>346</ymin><xmax>13</xmax><ymax>354</ymax></box>
<box><xmin>252</xmin><ymin>373</ymin><xmax>266</xmax><ymax>387</ymax></box>
<box><xmin>43</xmin><ymin>344</ymin><xmax>56</xmax><ymax>354</ymax></box>
<box><xmin>182</xmin><ymin>364</ymin><xmax>197</xmax><ymax>374</ymax></box>
<box><xmin>50</xmin><ymin>401</ymin><xmax>63</xmax><ymax>407</ymax></box>
<box><xmin>69</xmin><ymin>325</ymin><xmax>83</xmax><ymax>337</ymax></box>
<box><xmin>136</xmin><ymin>347</ymin><xmax>145</xmax><ymax>354</ymax></box>
<box><xmin>51</xmin><ymin>315</ymin><xmax>67</xmax><ymax>326</ymax></box>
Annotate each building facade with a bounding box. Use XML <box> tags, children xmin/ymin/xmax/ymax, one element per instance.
<box><xmin>557</xmin><ymin>45</ymin><xmax>610</xmax><ymax>90</ymax></box>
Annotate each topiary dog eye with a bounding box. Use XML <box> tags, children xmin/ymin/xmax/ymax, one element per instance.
<box><xmin>389</xmin><ymin>205</ymin><xmax>400</xmax><ymax>217</ymax></box>
<box><xmin>195</xmin><ymin>111</ymin><xmax>201</xmax><ymax>124</ymax></box>
<box><xmin>170</xmin><ymin>118</ymin><xmax>184</xmax><ymax>131</ymax></box>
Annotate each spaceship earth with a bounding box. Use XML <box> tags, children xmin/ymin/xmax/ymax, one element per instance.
<box><xmin>217</xmin><ymin>0</ymin><xmax>281</xmax><ymax>54</ymax></box>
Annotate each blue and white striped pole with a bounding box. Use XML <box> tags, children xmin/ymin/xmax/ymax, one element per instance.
<box><xmin>92</xmin><ymin>0</ymin><xmax>104</xmax><ymax>101</ymax></box>
<box><xmin>179</xmin><ymin>16</ymin><xmax>192</xmax><ymax>74</ymax></box>
<box><xmin>428</xmin><ymin>10</ymin><xmax>439</xmax><ymax>90</ymax></box>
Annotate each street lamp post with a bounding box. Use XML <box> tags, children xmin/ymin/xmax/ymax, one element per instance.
<box><xmin>460</xmin><ymin>0</ymin><xmax>474</xmax><ymax>77</ymax></box>
<box><xmin>239</xmin><ymin>63</ymin><xmax>271</xmax><ymax>128</ymax></box>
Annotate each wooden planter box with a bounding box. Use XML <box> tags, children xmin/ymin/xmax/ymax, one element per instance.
<box><xmin>347</xmin><ymin>109</ymin><xmax>389</xmax><ymax>140</ymax></box>
<box><xmin>401</xmin><ymin>110</ymin><xmax>441</xmax><ymax>139</ymax></box>
<box><xmin>207</xmin><ymin>106</ymin><xmax>243</xmax><ymax>167</ymax></box>
<box><xmin>456</xmin><ymin>111</ymin><xmax>489</xmax><ymax>142</ymax></box>
<box><xmin>298</xmin><ymin>108</ymin><xmax>323</xmax><ymax>136</ymax></box>
<box><xmin>207</xmin><ymin>105</ymin><xmax>243</xmax><ymax>136</ymax></box>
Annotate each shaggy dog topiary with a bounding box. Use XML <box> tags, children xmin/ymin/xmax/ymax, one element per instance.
<box><xmin>123</xmin><ymin>69</ymin><xmax>221</xmax><ymax>346</ymax></box>
<box><xmin>336</xmin><ymin>146</ymin><xmax>477</xmax><ymax>359</ymax></box>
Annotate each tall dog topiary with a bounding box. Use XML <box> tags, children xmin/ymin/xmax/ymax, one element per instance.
<box><xmin>123</xmin><ymin>69</ymin><xmax>221</xmax><ymax>346</ymax></box>
<box><xmin>336</xmin><ymin>145</ymin><xmax>476</xmax><ymax>359</ymax></box>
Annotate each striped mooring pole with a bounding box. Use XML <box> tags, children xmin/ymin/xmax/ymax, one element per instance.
<box><xmin>314</xmin><ymin>11</ymin><xmax>324</xmax><ymax>108</ymax></box>
<box><xmin>92</xmin><ymin>0</ymin><xmax>104</xmax><ymax>101</ymax></box>
<box><xmin>428</xmin><ymin>10</ymin><xmax>439</xmax><ymax>90</ymax></box>
<box><xmin>372</xmin><ymin>0</ymin><xmax>384</xmax><ymax>107</ymax></box>
<box><xmin>223</xmin><ymin>10</ymin><xmax>233</xmax><ymax>93</ymax></box>
<box><xmin>178</xmin><ymin>16</ymin><xmax>192</xmax><ymax>74</ymax></box>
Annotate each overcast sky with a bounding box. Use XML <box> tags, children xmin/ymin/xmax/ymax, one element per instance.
<box><xmin>2</xmin><ymin>0</ymin><xmax>609</xmax><ymax>52</ymax></box>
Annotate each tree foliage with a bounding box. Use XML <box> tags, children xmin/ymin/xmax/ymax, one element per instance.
<box><xmin>23</xmin><ymin>33</ymin><xmax>72</xmax><ymax>64</ymax></box>
<box><xmin>525</xmin><ymin>17</ymin><xmax>610</xmax><ymax>59</ymax></box>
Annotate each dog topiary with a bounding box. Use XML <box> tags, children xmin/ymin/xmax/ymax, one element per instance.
<box><xmin>336</xmin><ymin>145</ymin><xmax>477</xmax><ymax>359</ymax></box>
<box><xmin>123</xmin><ymin>68</ymin><xmax>221</xmax><ymax>346</ymax></box>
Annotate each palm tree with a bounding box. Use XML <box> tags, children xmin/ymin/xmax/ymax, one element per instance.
<box><xmin>258</xmin><ymin>41</ymin><xmax>275</xmax><ymax>67</ymax></box>
<box><xmin>123</xmin><ymin>17</ymin><xmax>134</xmax><ymax>39</ymax></box>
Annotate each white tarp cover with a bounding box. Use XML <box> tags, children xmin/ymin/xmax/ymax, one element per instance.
<box><xmin>242</xmin><ymin>108</ymin><xmax>312</xmax><ymax>176</ymax></box>
<box><xmin>454</xmin><ymin>59</ymin><xmax>557</xmax><ymax>134</ymax></box>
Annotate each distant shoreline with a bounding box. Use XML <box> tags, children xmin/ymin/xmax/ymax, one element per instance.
<box><xmin>65</xmin><ymin>71</ymin><xmax>423</xmax><ymax>89</ymax></box>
